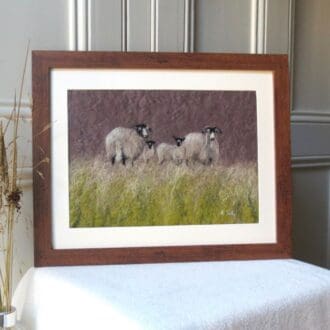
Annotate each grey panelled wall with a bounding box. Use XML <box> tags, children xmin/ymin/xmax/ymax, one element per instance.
<box><xmin>194</xmin><ymin>0</ymin><xmax>253</xmax><ymax>53</ymax></box>
<box><xmin>264</xmin><ymin>0</ymin><xmax>292</xmax><ymax>54</ymax></box>
<box><xmin>293</xmin><ymin>0</ymin><xmax>330</xmax><ymax>112</ymax></box>
<box><xmin>157</xmin><ymin>0</ymin><xmax>185</xmax><ymax>51</ymax></box>
<box><xmin>291</xmin><ymin>0</ymin><xmax>330</xmax><ymax>269</ymax></box>
<box><xmin>127</xmin><ymin>0</ymin><xmax>152</xmax><ymax>51</ymax></box>
<box><xmin>83</xmin><ymin>0</ymin><xmax>293</xmax><ymax>54</ymax></box>
<box><xmin>292</xmin><ymin>168</ymin><xmax>330</xmax><ymax>268</ymax></box>
<box><xmin>78</xmin><ymin>0</ymin><xmax>294</xmax><ymax>55</ymax></box>
<box><xmin>89</xmin><ymin>0</ymin><xmax>122</xmax><ymax>51</ymax></box>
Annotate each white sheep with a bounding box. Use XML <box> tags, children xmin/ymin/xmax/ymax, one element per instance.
<box><xmin>143</xmin><ymin>140</ymin><xmax>156</xmax><ymax>163</ymax></box>
<box><xmin>157</xmin><ymin>137</ymin><xmax>185</xmax><ymax>165</ymax></box>
<box><xmin>105</xmin><ymin>124</ymin><xmax>152</xmax><ymax>166</ymax></box>
<box><xmin>183</xmin><ymin>127</ymin><xmax>221</xmax><ymax>165</ymax></box>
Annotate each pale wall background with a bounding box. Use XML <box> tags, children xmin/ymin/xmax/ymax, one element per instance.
<box><xmin>0</xmin><ymin>0</ymin><xmax>329</xmax><ymax>290</ymax></box>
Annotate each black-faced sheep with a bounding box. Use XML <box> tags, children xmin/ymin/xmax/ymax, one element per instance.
<box><xmin>143</xmin><ymin>140</ymin><xmax>156</xmax><ymax>163</ymax></box>
<box><xmin>157</xmin><ymin>137</ymin><xmax>186</xmax><ymax>165</ymax></box>
<box><xmin>105</xmin><ymin>124</ymin><xmax>152</xmax><ymax>166</ymax></box>
<box><xmin>183</xmin><ymin>127</ymin><xmax>222</xmax><ymax>165</ymax></box>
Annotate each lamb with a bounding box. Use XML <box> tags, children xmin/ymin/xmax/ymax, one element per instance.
<box><xmin>105</xmin><ymin>124</ymin><xmax>152</xmax><ymax>166</ymax></box>
<box><xmin>143</xmin><ymin>140</ymin><xmax>156</xmax><ymax>163</ymax></box>
<box><xmin>172</xmin><ymin>137</ymin><xmax>186</xmax><ymax>165</ymax></box>
<box><xmin>157</xmin><ymin>137</ymin><xmax>185</xmax><ymax>165</ymax></box>
<box><xmin>183</xmin><ymin>126</ymin><xmax>221</xmax><ymax>165</ymax></box>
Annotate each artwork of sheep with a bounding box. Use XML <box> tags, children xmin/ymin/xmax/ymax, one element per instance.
<box><xmin>105</xmin><ymin>126</ymin><xmax>222</xmax><ymax>167</ymax></box>
<box><xmin>69</xmin><ymin>89</ymin><xmax>258</xmax><ymax>228</ymax></box>
<box><xmin>105</xmin><ymin>124</ymin><xmax>151</xmax><ymax>166</ymax></box>
<box><xmin>183</xmin><ymin>127</ymin><xmax>222</xmax><ymax>165</ymax></box>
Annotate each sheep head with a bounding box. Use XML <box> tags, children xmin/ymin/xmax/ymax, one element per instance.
<box><xmin>202</xmin><ymin>126</ymin><xmax>222</xmax><ymax>141</ymax></box>
<box><xmin>146</xmin><ymin>140</ymin><xmax>156</xmax><ymax>149</ymax></box>
<box><xmin>134</xmin><ymin>124</ymin><xmax>152</xmax><ymax>139</ymax></box>
<box><xmin>173</xmin><ymin>136</ymin><xmax>185</xmax><ymax>146</ymax></box>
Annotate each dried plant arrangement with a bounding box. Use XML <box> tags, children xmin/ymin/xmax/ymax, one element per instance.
<box><xmin>0</xmin><ymin>44</ymin><xmax>29</xmax><ymax>322</ymax></box>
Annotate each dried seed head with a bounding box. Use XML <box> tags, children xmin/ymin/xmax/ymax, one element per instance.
<box><xmin>6</xmin><ymin>188</ymin><xmax>23</xmax><ymax>212</ymax></box>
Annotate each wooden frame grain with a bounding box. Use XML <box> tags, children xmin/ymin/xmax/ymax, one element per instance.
<box><xmin>32</xmin><ymin>51</ymin><xmax>292</xmax><ymax>267</ymax></box>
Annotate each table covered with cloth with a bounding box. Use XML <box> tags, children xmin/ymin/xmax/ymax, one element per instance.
<box><xmin>13</xmin><ymin>259</ymin><xmax>330</xmax><ymax>330</ymax></box>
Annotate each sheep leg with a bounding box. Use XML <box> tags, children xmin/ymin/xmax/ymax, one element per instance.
<box><xmin>174</xmin><ymin>159</ymin><xmax>181</xmax><ymax>166</ymax></box>
<box><xmin>185</xmin><ymin>159</ymin><xmax>192</xmax><ymax>167</ymax></box>
<box><xmin>122</xmin><ymin>155</ymin><xmax>127</xmax><ymax>166</ymax></box>
<box><xmin>158</xmin><ymin>158</ymin><xmax>165</xmax><ymax>165</ymax></box>
<box><xmin>111</xmin><ymin>156</ymin><xmax>116</xmax><ymax>165</ymax></box>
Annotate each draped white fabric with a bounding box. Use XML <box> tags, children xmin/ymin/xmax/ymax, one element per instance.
<box><xmin>13</xmin><ymin>259</ymin><xmax>330</xmax><ymax>330</ymax></box>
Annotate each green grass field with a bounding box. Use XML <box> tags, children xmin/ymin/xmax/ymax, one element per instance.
<box><xmin>69</xmin><ymin>159</ymin><xmax>258</xmax><ymax>227</ymax></box>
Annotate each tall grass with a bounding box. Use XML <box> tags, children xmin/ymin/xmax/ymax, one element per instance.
<box><xmin>69</xmin><ymin>159</ymin><xmax>258</xmax><ymax>227</ymax></box>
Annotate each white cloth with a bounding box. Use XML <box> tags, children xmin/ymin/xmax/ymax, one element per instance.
<box><xmin>13</xmin><ymin>259</ymin><xmax>330</xmax><ymax>330</ymax></box>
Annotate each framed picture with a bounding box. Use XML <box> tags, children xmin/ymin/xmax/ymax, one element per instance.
<box><xmin>32</xmin><ymin>51</ymin><xmax>291</xmax><ymax>266</ymax></box>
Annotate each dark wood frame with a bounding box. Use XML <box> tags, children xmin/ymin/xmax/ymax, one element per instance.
<box><xmin>32</xmin><ymin>51</ymin><xmax>292</xmax><ymax>267</ymax></box>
